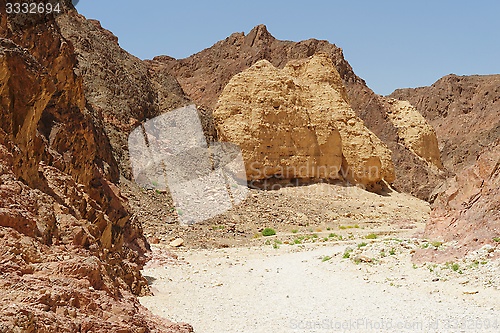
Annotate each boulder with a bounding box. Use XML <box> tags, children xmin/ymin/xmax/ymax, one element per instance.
<box><xmin>214</xmin><ymin>53</ymin><xmax>395</xmax><ymax>191</ymax></box>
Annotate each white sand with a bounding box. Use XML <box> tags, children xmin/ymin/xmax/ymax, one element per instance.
<box><xmin>140</xmin><ymin>244</ymin><xmax>500</xmax><ymax>333</ymax></box>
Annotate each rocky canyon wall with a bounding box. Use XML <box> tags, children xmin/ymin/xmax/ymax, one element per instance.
<box><xmin>0</xmin><ymin>1</ymin><xmax>192</xmax><ymax>331</ymax></box>
<box><xmin>391</xmin><ymin>74</ymin><xmax>500</xmax><ymax>255</ymax></box>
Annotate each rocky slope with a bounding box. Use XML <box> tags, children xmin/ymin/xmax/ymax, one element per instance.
<box><xmin>214</xmin><ymin>54</ymin><xmax>394</xmax><ymax>191</ymax></box>
<box><xmin>418</xmin><ymin>140</ymin><xmax>500</xmax><ymax>259</ymax></box>
<box><xmin>0</xmin><ymin>1</ymin><xmax>191</xmax><ymax>332</ymax></box>
<box><xmin>390</xmin><ymin>74</ymin><xmax>500</xmax><ymax>174</ymax></box>
<box><xmin>390</xmin><ymin>74</ymin><xmax>500</xmax><ymax>256</ymax></box>
<box><xmin>150</xmin><ymin>24</ymin><xmax>444</xmax><ymax>200</ymax></box>
<box><xmin>56</xmin><ymin>12</ymin><xmax>190</xmax><ymax>178</ymax></box>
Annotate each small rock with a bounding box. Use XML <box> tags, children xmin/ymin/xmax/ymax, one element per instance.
<box><xmin>356</xmin><ymin>255</ymin><xmax>372</xmax><ymax>263</ymax></box>
<box><xmin>169</xmin><ymin>238</ymin><xmax>184</xmax><ymax>247</ymax></box>
<box><xmin>55</xmin><ymin>307</ymin><xmax>68</xmax><ymax>316</ymax></box>
<box><xmin>463</xmin><ymin>289</ymin><xmax>479</xmax><ymax>295</ymax></box>
<box><xmin>68</xmin><ymin>308</ymin><xmax>77</xmax><ymax>318</ymax></box>
<box><xmin>483</xmin><ymin>244</ymin><xmax>494</xmax><ymax>253</ymax></box>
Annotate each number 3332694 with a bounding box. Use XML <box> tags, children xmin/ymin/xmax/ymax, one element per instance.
<box><xmin>6</xmin><ymin>2</ymin><xmax>61</xmax><ymax>15</ymax></box>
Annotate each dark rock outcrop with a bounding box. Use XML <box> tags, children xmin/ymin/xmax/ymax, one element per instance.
<box><xmin>56</xmin><ymin>12</ymin><xmax>190</xmax><ymax>178</ymax></box>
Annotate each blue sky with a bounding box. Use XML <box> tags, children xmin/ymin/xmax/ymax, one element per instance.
<box><xmin>76</xmin><ymin>1</ymin><xmax>500</xmax><ymax>95</ymax></box>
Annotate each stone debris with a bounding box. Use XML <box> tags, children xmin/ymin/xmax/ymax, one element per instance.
<box><xmin>170</xmin><ymin>238</ymin><xmax>185</xmax><ymax>247</ymax></box>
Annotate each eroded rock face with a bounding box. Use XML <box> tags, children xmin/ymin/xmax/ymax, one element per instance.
<box><xmin>420</xmin><ymin>141</ymin><xmax>500</xmax><ymax>257</ymax></box>
<box><xmin>391</xmin><ymin>74</ymin><xmax>500</xmax><ymax>257</ymax></box>
<box><xmin>214</xmin><ymin>54</ymin><xmax>395</xmax><ymax>190</ymax></box>
<box><xmin>384</xmin><ymin>98</ymin><xmax>443</xmax><ymax>169</ymax></box>
<box><xmin>390</xmin><ymin>74</ymin><xmax>500</xmax><ymax>174</ymax></box>
<box><xmin>153</xmin><ymin>24</ymin><xmax>443</xmax><ymax>200</ymax></box>
<box><xmin>0</xmin><ymin>2</ymin><xmax>192</xmax><ymax>332</ymax></box>
<box><xmin>56</xmin><ymin>12</ymin><xmax>191</xmax><ymax>178</ymax></box>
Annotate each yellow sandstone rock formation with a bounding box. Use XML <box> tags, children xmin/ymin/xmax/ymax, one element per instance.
<box><xmin>214</xmin><ymin>53</ymin><xmax>395</xmax><ymax>190</ymax></box>
<box><xmin>385</xmin><ymin>98</ymin><xmax>443</xmax><ymax>169</ymax></box>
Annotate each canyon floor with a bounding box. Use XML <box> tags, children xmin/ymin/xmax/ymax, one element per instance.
<box><xmin>138</xmin><ymin>184</ymin><xmax>500</xmax><ymax>333</ymax></box>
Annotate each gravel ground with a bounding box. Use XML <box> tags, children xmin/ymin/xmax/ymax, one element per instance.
<box><xmin>140</xmin><ymin>241</ymin><xmax>500</xmax><ymax>333</ymax></box>
<box><xmin>125</xmin><ymin>181</ymin><xmax>431</xmax><ymax>249</ymax></box>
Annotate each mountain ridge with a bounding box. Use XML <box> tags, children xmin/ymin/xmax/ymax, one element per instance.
<box><xmin>149</xmin><ymin>24</ymin><xmax>445</xmax><ymax>200</ymax></box>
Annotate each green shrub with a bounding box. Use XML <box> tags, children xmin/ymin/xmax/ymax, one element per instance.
<box><xmin>365</xmin><ymin>233</ymin><xmax>377</xmax><ymax>239</ymax></box>
<box><xmin>343</xmin><ymin>248</ymin><xmax>353</xmax><ymax>259</ymax></box>
<box><xmin>291</xmin><ymin>229</ymin><xmax>298</xmax><ymax>234</ymax></box>
<box><xmin>322</xmin><ymin>256</ymin><xmax>332</xmax><ymax>262</ymax></box>
<box><xmin>262</xmin><ymin>228</ymin><xmax>276</xmax><ymax>237</ymax></box>
<box><xmin>212</xmin><ymin>225</ymin><xmax>225</xmax><ymax>230</ymax></box>
<box><xmin>430</xmin><ymin>241</ymin><xmax>442</xmax><ymax>248</ymax></box>
<box><xmin>357</xmin><ymin>242</ymin><xmax>367</xmax><ymax>248</ymax></box>
<box><xmin>468</xmin><ymin>260</ymin><xmax>480</xmax><ymax>269</ymax></box>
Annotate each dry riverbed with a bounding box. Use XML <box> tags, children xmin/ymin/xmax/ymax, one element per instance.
<box><xmin>140</xmin><ymin>239</ymin><xmax>500</xmax><ymax>333</ymax></box>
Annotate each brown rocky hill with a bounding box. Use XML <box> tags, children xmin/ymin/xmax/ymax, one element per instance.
<box><xmin>391</xmin><ymin>74</ymin><xmax>500</xmax><ymax>256</ymax></box>
<box><xmin>390</xmin><ymin>74</ymin><xmax>500</xmax><ymax>174</ymax></box>
<box><xmin>150</xmin><ymin>24</ymin><xmax>444</xmax><ymax>200</ymax></box>
<box><xmin>0</xmin><ymin>1</ymin><xmax>191</xmax><ymax>332</ymax></box>
<box><xmin>55</xmin><ymin>9</ymin><xmax>207</xmax><ymax>239</ymax></box>
<box><xmin>56</xmin><ymin>12</ymin><xmax>190</xmax><ymax>178</ymax></box>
